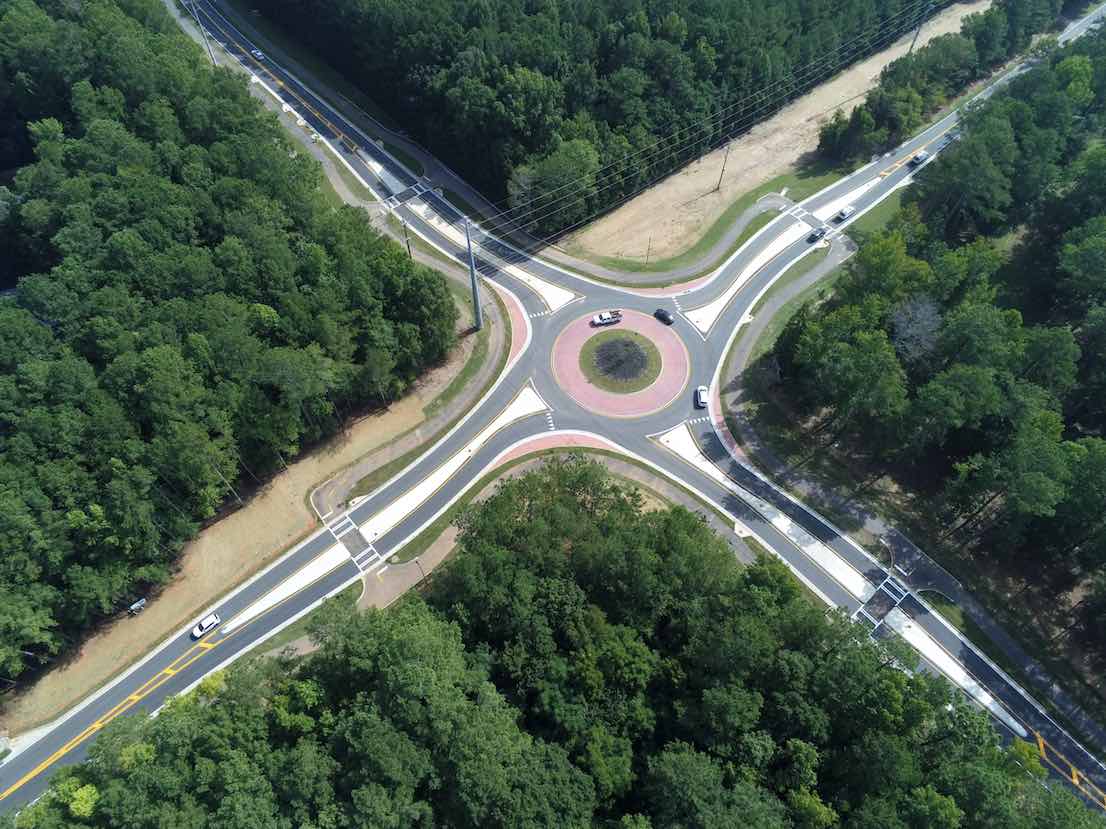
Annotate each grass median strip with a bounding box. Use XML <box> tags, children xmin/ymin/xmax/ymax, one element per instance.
<box><xmin>562</xmin><ymin>160</ymin><xmax>839</xmax><ymax>277</ymax></box>
<box><xmin>219</xmin><ymin>0</ymin><xmax>423</xmax><ymax>176</ymax></box>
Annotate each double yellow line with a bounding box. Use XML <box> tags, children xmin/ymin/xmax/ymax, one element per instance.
<box><xmin>879</xmin><ymin>123</ymin><xmax>956</xmax><ymax>178</ymax></box>
<box><xmin>0</xmin><ymin>541</ymin><xmax>352</xmax><ymax>803</ymax></box>
<box><xmin>1035</xmin><ymin>730</ymin><xmax>1106</xmax><ymax>809</ymax></box>
<box><xmin>218</xmin><ymin>24</ymin><xmax>363</xmax><ymax>157</ymax></box>
<box><xmin>0</xmin><ymin>638</ymin><xmax>221</xmax><ymax>801</ymax></box>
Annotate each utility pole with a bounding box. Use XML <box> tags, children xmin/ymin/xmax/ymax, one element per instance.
<box><xmin>714</xmin><ymin>143</ymin><xmax>731</xmax><ymax>192</ymax></box>
<box><xmin>401</xmin><ymin>219</ymin><xmax>412</xmax><ymax>259</ymax></box>
<box><xmin>187</xmin><ymin>1</ymin><xmax>218</xmax><ymax>66</ymax></box>
<box><xmin>464</xmin><ymin>219</ymin><xmax>484</xmax><ymax>331</ymax></box>
<box><xmin>908</xmin><ymin>0</ymin><xmax>933</xmax><ymax>56</ymax></box>
<box><xmin>644</xmin><ymin>236</ymin><xmax>653</xmax><ymax>268</ymax></box>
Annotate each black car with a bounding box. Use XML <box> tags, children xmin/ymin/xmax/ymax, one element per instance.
<box><xmin>654</xmin><ymin>308</ymin><xmax>675</xmax><ymax>325</ymax></box>
<box><xmin>807</xmin><ymin>227</ymin><xmax>827</xmax><ymax>243</ymax></box>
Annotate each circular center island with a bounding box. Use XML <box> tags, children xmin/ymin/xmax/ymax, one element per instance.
<box><xmin>552</xmin><ymin>309</ymin><xmax>689</xmax><ymax>418</ymax></box>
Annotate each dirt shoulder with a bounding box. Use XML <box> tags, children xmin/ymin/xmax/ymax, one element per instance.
<box><xmin>566</xmin><ymin>0</ymin><xmax>991</xmax><ymax>263</ymax></box>
<box><xmin>0</xmin><ymin>2</ymin><xmax>507</xmax><ymax>740</ymax></box>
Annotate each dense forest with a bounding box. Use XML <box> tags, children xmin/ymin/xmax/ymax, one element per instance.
<box><xmin>0</xmin><ymin>0</ymin><xmax>457</xmax><ymax>681</ymax></box>
<box><xmin>819</xmin><ymin>0</ymin><xmax>1066</xmax><ymax>161</ymax></box>
<box><xmin>251</xmin><ymin>0</ymin><xmax>980</xmax><ymax>236</ymax></box>
<box><xmin>8</xmin><ymin>460</ymin><xmax>1102</xmax><ymax>828</ymax></box>
<box><xmin>775</xmin><ymin>29</ymin><xmax>1106</xmax><ymax>652</ymax></box>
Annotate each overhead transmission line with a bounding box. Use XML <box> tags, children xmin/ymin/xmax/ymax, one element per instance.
<box><xmin>471</xmin><ymin>0</ymin><xmax>933</xmax><ymax>241</ymax></box>
<box><xmin>455</xmin><ymin>0</ymin><xmax>938</xmax><ymax>244</ymax></box>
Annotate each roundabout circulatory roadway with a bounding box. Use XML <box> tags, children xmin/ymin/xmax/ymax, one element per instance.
<box><xmin>4</xmin><ymin>0</ymin><xmax>1106</xmax><ymax>814</ymax></box>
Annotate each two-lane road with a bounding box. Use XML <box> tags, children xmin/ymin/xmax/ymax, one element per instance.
<box><xmin>3</xmin><ymin>0</ymin><xmax>1105</xmax><ymax>812</ymax></box>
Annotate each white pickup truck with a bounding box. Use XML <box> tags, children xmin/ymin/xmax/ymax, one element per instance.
<box><xmin>591</xmin><ymin>309</ymin><xmax>623</xmax><ymax>326</ymax></box>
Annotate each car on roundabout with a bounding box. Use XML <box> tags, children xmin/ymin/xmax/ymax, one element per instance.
<box><xmin>695</xmin><ymin>385</ymin><xmax>709</xmax><ymax>409</ymax></box>
<box><xmin>654</xmin><ymin>308</ymin><xmax>675</xmax><ymax>325</ymax></box>
<box><xmin>591</xmin><ymin>309</ymin><xmax>623</xmax><ymax>326</ymax></box>
<box><xmin>191</xmin><ymin>612</ymin><xmax>221</xmax><ymax>640</ymax></box>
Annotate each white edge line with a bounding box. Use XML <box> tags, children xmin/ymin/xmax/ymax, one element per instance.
<box><xmin>704</xmin><ymin>240</ymin><xmax>1106</xmax><ymax>771</ymax></box>
<box><xmin>0</xmin><ymin>520</ymin><xmax>337</xmax><ymax>763</ymax></box>
<box><xmin>4</xmin><ymin>198</ymin><xmax>530</xmax><ymax>768</ymax></box>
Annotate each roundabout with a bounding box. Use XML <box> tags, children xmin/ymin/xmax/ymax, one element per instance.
<box><xmin>552</xmin><ymin>309</ymin><xmax>690</xmax><ymax>418</ymax></box>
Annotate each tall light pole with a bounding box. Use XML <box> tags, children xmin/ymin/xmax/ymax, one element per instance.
<box><xmin>464</xmin><ymin>218</ymin><xmax>484</xmax><ymax>331</ymax></box>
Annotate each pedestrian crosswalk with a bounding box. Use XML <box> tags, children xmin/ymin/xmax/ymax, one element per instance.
<box><xmin>545</xmin><ymin>412</ymin><xmax>556</xmax><ymax>431</ymax></box>
<box><xmin>687</xmin><ymin>415</ymin><xmax>711</xmax><ymax>426</ymax></box>
<box><xmin>529</xmin><ymin>309</ymin><xmax>553</xmax><ymax>319</ymax></box>
<box><xmin>329</xmin><ymin>512</ymin><xmax>392</xmax><ymax>574</ymax></box>
<box><xmin>352</xmin><ymin>543</ymin><xmax>389</xmax><ymax>574</ymax></box>
<box><xmin>328</xmin><ymin>515</ymin><xmax>357</xmax><ymax>538</ymax></box>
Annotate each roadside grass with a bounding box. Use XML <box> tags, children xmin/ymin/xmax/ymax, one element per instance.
<box><xmin>444</xmin><ymin>189</ymin><xmax>493</xmax><ymax>224</ymax></box>
<box><xmin>423</xmin><ymin>284</ymin><xmax>490</xmax><ymax>421</ymax></box>
<box><xmin>724</xmin><ymin>251</ymin><xmax>1106</xmax><ymax>754</ymax></box>
<box><xmin>578</xmin><ymin>330</ymin><xmax>662</xmax><ymax>393</ymax></box>
<box><xmin>389</xmin><ymin>448</ymin><xmax>735</xmax><ymax>565</ymax></box>
<box><xmin>849</xmin><ymin>190</ymin><xmax>902</xmax><ymax>237</ymax></box>
<box><xmin>918</xmin><ymin>591</ymin><xmax>1026</xmax><ymax>683</ymax></box>
<box><xmin>562</xmin><ymin>160</ymin><xmax>840</xmax><ymax>277</ymax></box>
<box><xmin>219</xmin><ymin>0</ymin><xmax>424</xmax><ymax>176</ymax></box>
<box><xmin>329</xmin><ymin>153</ymin><xmax>378</xmax><ymax>203</ymax></box>
<box><xmin>386</xmin><ymin>214</ymin><xmax>459</xmax><ymax>270</ymax></box>
<box><xmin>747</xmin><ymin>251</ymin><xmax>836</xmax><ymax>364</ymax></box>
<box><xmin>346</xmin><ymin>287</ymin><xmax>509</xmax><ymax>505</ymax></box>
<box><xmin>914</xmin><ymin>589</ymin><xmax>1106</xmax><ymax>755</ymax></box>
<box><xmin>262</xmin><ymin>581</ymin><xmax>360</xmax><ymax>654</ymax></box>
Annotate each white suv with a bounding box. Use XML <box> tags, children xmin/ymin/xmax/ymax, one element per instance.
<box><xmin>191</xmin><ymin>613</ymin><xmax>221</xmax><ymax>639</ymax></box>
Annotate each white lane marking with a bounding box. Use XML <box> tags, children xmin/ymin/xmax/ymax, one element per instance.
<box><xmin>408</xmin><ymin>199</ymin><xmax>577</xmax><ymax>312</ymax></box>
<box><xmin>684</xmin><ymin>220</ymin><xmax>808</xmax><ymax>334</ymax></box>
<box><xmin>657</xmin><ymin>423</ymin><xmax>877</xmax><ymax>602</ymax></box>
<box><xmin>811</xmin><ymin>177</ymin><xmax>881</xmax><ymax>222</ymax></box>
<box><xmin>884</xmin><ymin>608</ymin><xmax>1029</xmax><ymax>739</ymax></box>
<box><xmin>221</xmin><ymin>543</ymin><xmax>351</xmax><ymax>634</ymax></box>
<box><xmin>358</xmin><ymin>384</ymin><xmax>549</xmax><ymax>542</ymax></box>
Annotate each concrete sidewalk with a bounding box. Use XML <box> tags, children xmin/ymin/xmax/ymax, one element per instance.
<box><xmin>719</xmin><ymin>246</ymin><xmax>1106</xmax><ymax>754</ymax></box>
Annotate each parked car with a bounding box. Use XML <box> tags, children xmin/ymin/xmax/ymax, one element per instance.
<box><xmin>654</xmin><ymin>308</ymin><xmax>675</xmax><ymax>325</ymax></box>
<box><xmin>591</xmin><ymin>309</ymin><xmax>623</xmax><ymax>326</ymax></box>
<box><xmin>695</xmin><ymin>385</ymin><xmax>709</xmax><ymax>409</ymax></box>
<box><xmin>908</xmin><ymin>150</ymin><xmax>930</xmax><ymax>167</ymax></box>
<box><xmin>835</xmin><ymin>205</ymin><xmax>856</xmax><ymax>222</ymax></box>
<box><xmin>191</xmin><ymin>612</ymin><xmax>221</xmax><ymax>639</ymax></box>
<box><xmin>807</xmin><ymin>227</ymin><xmax>827</xmax><ymax>243</ymax></box>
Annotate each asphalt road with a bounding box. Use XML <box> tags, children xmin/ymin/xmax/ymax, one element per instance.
<box><xmin>3</xmin><ymin>0</ymin><xmax>1106</xmax><ymax>813</ymax></box>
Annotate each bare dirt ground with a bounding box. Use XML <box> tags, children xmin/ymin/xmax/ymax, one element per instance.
<box><xmin>0</xmin><ymin>297</ymin><xmax>485</xmax><ymax>738</ymax></box>
<box><xmin>569</xmin><ymin>0</ymin><xmax>991</xmax><ymax>261</ymax></box>
<box><xmin>0</xmin><ymin>31</ymin><xmax>498</xmax><ymax>736</ymax></box>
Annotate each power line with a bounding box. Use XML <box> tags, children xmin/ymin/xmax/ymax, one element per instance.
<box><xmin>471</xmin><ymin>7</ymin><xmax>937</xmax><ymax>243</ymax></box>
<box><xmin>463</xmin><ymin>0</ymin><xmax>939</xmax><ymax>241</ymax></box>
<box><xmin>470</xmin><ymin>0</ymin><xmax>936</xmax><ymax>230</ymax></box>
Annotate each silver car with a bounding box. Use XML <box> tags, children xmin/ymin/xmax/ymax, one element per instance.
<box><xmin>695</xmin><ymin>385</ymin><xmax>709</xmax><ymax>409</ymax></box>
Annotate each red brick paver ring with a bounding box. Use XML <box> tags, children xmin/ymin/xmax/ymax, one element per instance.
<box><xmin>552</xmin><ymin>310</ymin><xmax>690</xmax><ymax>418</ymax></box>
